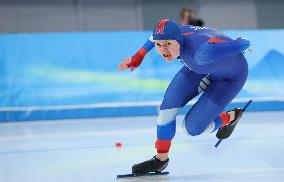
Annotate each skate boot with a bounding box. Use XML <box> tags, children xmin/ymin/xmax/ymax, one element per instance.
<box><xmin>216</xmin><ymin>107</ymin><xmax>243</xmax><ymax>139</ymax></box>
<box><xmin>215</xmin><ymin>100</ymin><xmax>253</xmax><ymax>147</ymax></box>
<box><xmin>132</xmin><ymin>156</ymin><xmax>169</xmax><ymax>175</ymax></box>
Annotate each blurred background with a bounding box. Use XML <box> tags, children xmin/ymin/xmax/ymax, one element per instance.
<box><xmin>0</xmin><ymin>1</ymin><xmax>284</xmax><ymax>182</ymax></box>
<box><xmin>0</xmin><ymin>0</ymin><xmax>283</xmax><ymax>121</ymax></box>
<box><xmin>0</xmin><ymin>0</ymin><xmax>284</xmax><ymax>32</ymax></box>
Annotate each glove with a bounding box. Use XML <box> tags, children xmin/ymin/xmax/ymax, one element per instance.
<box><xmin>119</xmin><ymin>48</ymin><xmax>148</xmax><ymax>71</ymax></box>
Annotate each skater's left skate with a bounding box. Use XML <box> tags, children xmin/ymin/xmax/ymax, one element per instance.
<box><xmin>215</xmin><ymin>100</ymin><xmax>253</xmax><ymax>147</ymax></box>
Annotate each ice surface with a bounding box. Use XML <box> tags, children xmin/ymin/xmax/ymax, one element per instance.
<box><xmin>0</xmin><ymin>111</ymin><xmax>283</xmax><ymax>182</ymax></box>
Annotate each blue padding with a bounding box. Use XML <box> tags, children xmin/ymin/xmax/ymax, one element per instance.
<box><xmin>180</xmin><ymin>100</ymin><xmax>284</xmax><ymax>114</ymax></box>
<box><xmin>0</xmin><ymin>30</ymin><xmax>284</xmax><ymax>121</ymax></box>
<box><xmin>0</xmin><ymin>106</ymin><xmax>157</xmax><ymax>122</ymax></box>
<box><xmin>1</xmin><ymin>100</ymin><xmax>284</xmax><ymax>122</ymax></box>
<box><xmin>0</xmin><ymin>32</ymin><xmax>172</xmax><ymax>109</ymax></box>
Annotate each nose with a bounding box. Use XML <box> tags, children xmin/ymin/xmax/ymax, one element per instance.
<box><xmin>161</xmin><ymin>47</ymin><xmax>169</xmax><ymax>54</ymax></box>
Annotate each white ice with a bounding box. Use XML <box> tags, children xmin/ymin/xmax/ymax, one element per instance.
<box><xmin>0</xmin><ymin>111</ymin><xmax>283</xmax><ymax>182</ymax></box>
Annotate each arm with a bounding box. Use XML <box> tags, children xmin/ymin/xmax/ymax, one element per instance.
<box><xmin>194</xmin><ymin>38</ymin><xmax>250</xmax><ymax>65</ymax></box>
<box><xmin>142</xmin><ymin>35</ymin><xmax>155</xmax><ymax>52</ymax></box>
<box><xmin>119</xmin><ymin>35</ymin><xmax>155</xmax><ymax>71</ymax></box>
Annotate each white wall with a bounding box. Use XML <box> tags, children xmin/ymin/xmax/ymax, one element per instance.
<box><xmin>0</xmin><ymin>0</ymin><xmax>142</xmax><ymax>33</ymax></box>
<box><xmin>198</xmin><ymin>0</ymin><xmax>258</xmax><ymax>29</ymax></box>
<box><xmin>0</xmin><ymin>0</ymin><xmax>283</xmax><ymax>33</ymax></box>
<box><xmin>0</xmin><ymin>0</ymin><xmax>78</xmax><ymax>32</ymax></box>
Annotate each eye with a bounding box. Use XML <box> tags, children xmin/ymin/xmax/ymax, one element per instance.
<box><xmin>156</xmin><ymin>43</ymin><xmax>161</xmax><ymax>47</ymax></box>
<box><xmin>166</xmin><ymin>42</ymin><xmax>171</xmax><ymax>46</ymax></box>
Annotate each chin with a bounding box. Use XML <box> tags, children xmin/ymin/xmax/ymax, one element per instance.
<box><xmin>165</xmin><ymin>58</ymin><xmax>174</xmax><ymax>62</ymax></box>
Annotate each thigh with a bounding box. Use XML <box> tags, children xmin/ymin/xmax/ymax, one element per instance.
<box><xmin>184</xmin><ymin>77</ymin><xmax>247</xmax><ymax>135</ymax></box>
<box><xmin>203</xmin><ymin>76</ymin><xmax>247</xmax><ymax>108</ymax></box>
<box><xmin>160</xmin><ymin>66</ymin><xmax>206</xmax><ymax>110</ymax></box>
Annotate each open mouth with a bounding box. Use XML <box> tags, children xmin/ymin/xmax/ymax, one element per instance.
<box><xmin>163</xmin><ymin>53</ymin><xmax>171</xmax><ymax>59</ymax></box>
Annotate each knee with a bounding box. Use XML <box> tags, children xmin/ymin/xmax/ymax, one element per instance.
<box><xmin>183</xmin><ymin>117</ymin><xmax>207</xmax><ymax>136</ymax></box>
<box><xmin>184</xmin><ymin>121</ymin><xmax>203</xmax><ymax>136</ymax></box>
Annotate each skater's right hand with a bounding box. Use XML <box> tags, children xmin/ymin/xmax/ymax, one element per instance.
<box><xmin>118</xmin><ymin>51</ymin><xmax>145</xmax><ymax>72</ymax></box>
<box><xmin>119</xmin><ymin>57</ymin><xmax>134</xmax><ymax>71</ymax></box>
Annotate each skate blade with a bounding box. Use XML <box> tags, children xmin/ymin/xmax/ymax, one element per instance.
<box><xmin>215</xmin><ymin>139</ymin><xmax>223</xmax><ymax>148</ymax></box>
<box><xmin>117</xmin><ymin>171</ymin><xmax>169</xmax><ymax>179</ymax></box>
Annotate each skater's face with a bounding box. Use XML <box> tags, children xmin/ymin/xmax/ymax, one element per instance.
<box><xmin>155</xmin><ymin>40</ymin><xmax>180</xmax><ymax>62</ymax></box>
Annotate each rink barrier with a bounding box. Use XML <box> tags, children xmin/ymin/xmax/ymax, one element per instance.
<box><xmin>1</xmin><ymin>98</ymin><xmax>284</xmax><ymax>122</ymax></box>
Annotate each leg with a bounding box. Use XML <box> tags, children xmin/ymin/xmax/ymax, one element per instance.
<box><xmin>132</xmin><ymin>66</ymin><xmax>207</xmax><ymax>174</ymax></box>
<box><xmin>183</xmin><ymin>74</ymin><xmax>248</xmax><ymax>136</ymax></box>
<box><xmin>155</xmin><ymin>66</ymin><xmax>206</xmax><ymax>153</ymax></box>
